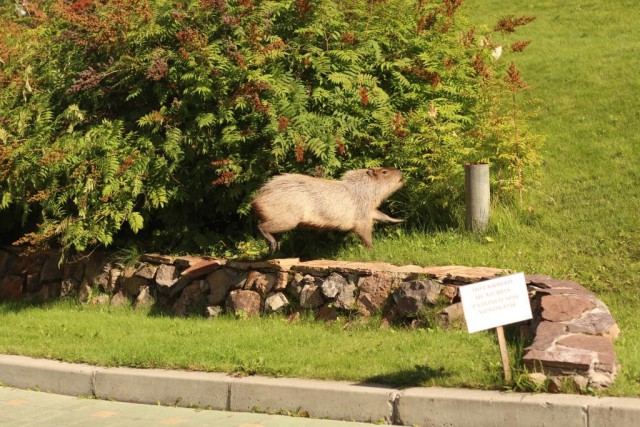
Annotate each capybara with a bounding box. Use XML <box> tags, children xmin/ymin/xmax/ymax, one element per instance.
<box><xmin>252</xmin><ymin>167</ymin><xmax>404</xmax><ymax>253</ymax></box>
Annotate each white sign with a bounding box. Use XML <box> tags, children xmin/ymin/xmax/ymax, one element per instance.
<box><xmin>459</xmin><ymin>272</ymin><xmax>532</xmax><ymax>333</ymax></box>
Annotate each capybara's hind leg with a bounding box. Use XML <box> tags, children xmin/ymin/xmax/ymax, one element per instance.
<box><xmin>258</xmin><ymin>222</ymin><xmax>280</xmax><ymax>254</ymax></box>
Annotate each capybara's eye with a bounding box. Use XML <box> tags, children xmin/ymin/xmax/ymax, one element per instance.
<box><xmin>382</xmin><ymin>170</ymin><xmax>388</xmax><ymax>174</ymax></box>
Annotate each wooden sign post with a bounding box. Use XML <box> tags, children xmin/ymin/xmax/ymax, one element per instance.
<box><xmin>459</xmin><ymin>273</ymin><xmax>532</xmax><ymax>382</ymax></box>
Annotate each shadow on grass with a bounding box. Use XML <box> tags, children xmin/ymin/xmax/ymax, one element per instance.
<box><xmin>362</xmin><ymin>363</ymin><xmax>451</xmax><ymax>389</ymax></box>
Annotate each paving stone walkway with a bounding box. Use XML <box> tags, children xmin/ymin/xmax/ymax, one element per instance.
<box><xmin>0</xmin><ymin>387</ymin><xmax>372</xmax><ymax>427</ymax></box>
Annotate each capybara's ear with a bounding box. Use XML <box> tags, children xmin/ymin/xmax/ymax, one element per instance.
<box><xmin>366</xmin><ymin>168</ymin><xmax>376</xmax><ymax>177</ymax></box>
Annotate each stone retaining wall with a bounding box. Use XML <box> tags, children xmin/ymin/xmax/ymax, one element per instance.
<box><xmin>0</xmin><ymin>248</ymin><xmax>619</xmax><ymax>391</ymax></box>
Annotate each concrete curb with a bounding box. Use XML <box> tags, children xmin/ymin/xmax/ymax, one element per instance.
<box><xmin>1</xmin><ymin>354</ymin><xmax>638</xmax><ymax>426</ymax></box>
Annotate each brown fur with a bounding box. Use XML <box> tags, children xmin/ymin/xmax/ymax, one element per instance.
<box><xmin>252</xmin><ymin>167</ymin><xmax>404</xmax><ymax>253</ymax></box>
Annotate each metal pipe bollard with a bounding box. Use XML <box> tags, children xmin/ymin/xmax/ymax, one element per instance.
<box><xmin>464</xmin><ymin>163</ymin><xmax>490</xmax><ymax>232</ymax></box>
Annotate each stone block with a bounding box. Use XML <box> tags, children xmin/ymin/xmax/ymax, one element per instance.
<box><xmin>265</xmin><ymin>292</ymin><xmax>289</xmax><ymax>313</ymax></box>
<box><xmin>121</xmin><ymin>268</ymin><xmax>149</xmax><ymax>296</ymax></box>
<box><xmin>300</xmin><ymin>283</ymin><xmax>324</xmax><ymax>309</ymax></box>
<box><xmin>106</xmin><ymin>268</ymin><xmax>122</xmax><ymax>293</ymax></box>
<box><xmin>228</xmin><ymin>258</ymin><xmax>300</xmax><ymax>272</ymax></box>
<box><xmin>0</xmin><ymin>250</ymin><xmax>11</xmax><ymax>276</ymax></box>
<box><xmin>110</xmin><ymin>290</ymin><xmax>130</xmax><ymax>307</ymax></box>
<box><xmin>205</xmin><ymin>305</ymin><xmax>224</xmax><ymax>318</ymax></box>
<box><xmin>541</xmin><ymin>294</ymin><xmax>596</xmax><ymax>322</ymax></box>
<box><xmin>135</xmin><ymin>285</ymin><xmax>155</xmax><ymax>308</ymax></box>
<box><xmin>60</xmin><ymin>279</ymin><xmax>78</xmax><ymax>298</ymax></box>
<box><xmin>206</xmin><ymin>268</ymin><xmax>237</xmax><ymax>305</ymax></box>
<box><xmin>226</xmin><ymin>290</ymin><xmax>261</xmax><ymax>317</ymax></box>
<box><xmin>523</xmin><ymin>348</ymin><xmax>594</xmax><ymax>372</ymax></box>
<box><xmin>565</xmin><ymin>308</ymin><xmax>619</xmax><ymax>337</ymax></box>
<box><xmin>172</xmin><ymin>281</ymin><xmax>206</xmax><ymax>316</ymax></box>
<box><xmin>393</xmin><ymin>279</ymin><xmax>443</xmax><ymax>317</ymax></box>
<box><xmin>527</xmin><ymin>321</ymin><xmax>568</xmax><ymax>351</ymax></box>
<box><xmin>247</xmin><ymin>271</ymin><xmax>276</xmax><ymax>297</ymax></box>
<box><xmin>25</xmin><ymin>273</ymin><xmax>41</xmax><ymax>292</ymax></box>
<box><xmin>273</xmin><ymin>271</ymin><xmax>289</xmax><ymax>292</ymax></box>
<box><xmin>321</xmin><ymin>272</ymin><xmax>347</xmax><ymax>299</ymax></box>
<box><xmin>357</xmin><ymin>273</ymin><xmax>397</xmax><ymax>316</ymax></box>
<box><xmin>438</xmin><ymin>302</ymin><xmax>465</xmax><ymax>327</ymax></box>
<box><xmin>155</xmin><ymin>264</ymin><xmax>179</xmax><ymax>287</ymax></box>
<box><xmin>141</xmin><ymin>253</ymin><xmax>176</xmax><ymax>264</ymax></box>
<box><xmin>423</xmin><ymin>265</ymin><xmax>504</xmax><ymax>283</ymax></box>
<box><xmin>134</xmin><ymin>263</ymin><xmax>158</xmax><ymax>280</ymax></box>
<box><xmin>527</xmin><ymin>275</ymin><xmax>594</xmax><ymax>296</ymax></box>
<box><xmin>293</xmin><ymin>259</ymin><xmax>427</xmax><ymax>278</ymax></box>
<box><xmin>316</xmin><ymin>304</ymin><xmax>339</xmax><ymax>322</ymax></box>
<box><xmin>0</xmin><ymin>275</ymin><xmax>23</xmax><ymax>300</ymax></box>
<box><xmin>40</xmin><ymin>256</ymin><xmax>63</xmax><ymax>283</ymax></box>
<box><xmin>174</xmin><ymin>255</ymin><xmax>209</xmax><ymax>269</ymax></box>
<box><xmin>181</xmin><ymin>259</ymin><xmax>225</xmax><ymax>277</ymax></box>
<box><xmin>557</xmin><ymin>335</ymin><xmax>617</xmax><ymax>373</ymax></box>
<box><xmin>38</xmin><ymin>282</ymin><xmax>61</xmax><ymax>302</ymax></box>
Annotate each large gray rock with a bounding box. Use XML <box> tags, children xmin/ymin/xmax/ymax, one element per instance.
<box><xmin>321</xmin><ymin>273</ymin><xmax>347</xmax><ymax>299</ymax></box>
<box><xmin>265</xmin><ymin>292</ymin><xmax>289</xmax><ymax>313</ymax></box>
<box><xmin>300</xmin><ymin>284</ymin><xmax>324</xmax><ymax>309</ymax></box>
<box><xmin>393</xmin><ymin>280</ymin><xmax>444</xmax><ymax>317</ymax></box>
<box><xmin>334</xmin><ymin>282</ymin><xmax>357</xmax><ymax>310</ymax></box>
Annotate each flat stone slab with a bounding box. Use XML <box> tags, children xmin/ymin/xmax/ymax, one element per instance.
<box><xmin>423</xmin><ymin>265</ymin><xmax>505</xmax><ymax>283</ymax></box>
<box><xmin>527</xmin><ymin>274</ymin><xmax>594</xmax><ymax>295</ymax></box>
<box><xmin>181</xmin><ymin>259</ymin><xmax>226</xmax><ymax>277</ymax></box>
<box><xmin>557</xmin><ymin>335</ymin><xmax>617</xmax><ymax>373</ymax></box>
<box><xmin>228</xmin><ymin>258</ymin><xmax>300</xmax><ymax>272</ymax></box>
<box><xmin>292</xmin><ymin>259</ymin><xmax>429</xmax><ymax>277</ymax></box>
<box><xmin>541</xmin><ymin>294</ymin><xmax>597</xmax><ymax>322</ymax></box>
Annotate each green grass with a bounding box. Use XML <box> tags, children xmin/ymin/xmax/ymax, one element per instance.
<box><xmin>0</xmin><ymin>301</ymin><xmax>507</xmax><ymax>389</ymax></box>
<box><xmin>2</xmin><ymin>0</ymin><xmax>639</xmax><ymax>396</ymax></box>
<box><xmin>335</xmin><ymin>0</ymin><xmax>640</xmax><ymax>396</ymax></box>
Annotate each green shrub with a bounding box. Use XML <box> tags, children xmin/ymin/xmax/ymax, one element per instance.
<box><xmin>0</xmin><ymin>0</ymin><xmax>540</xmax><ymax>255</ymax></box>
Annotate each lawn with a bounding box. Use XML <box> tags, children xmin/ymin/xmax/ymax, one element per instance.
<box><xmin>1</xmin><ymin>0</ymin><xmax>639</xmax><ymax>396</ymax></box>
